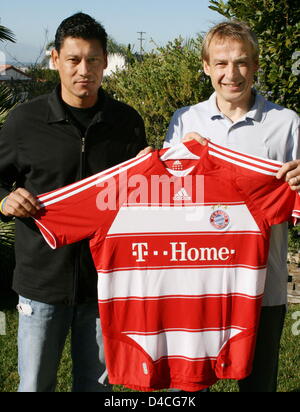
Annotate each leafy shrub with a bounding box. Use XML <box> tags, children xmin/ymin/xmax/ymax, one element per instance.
<box><xmin>4</xmin><ymin>66</ymin><xmax>60</xmax><ymax>103</ymax></box>
<box><xmin>209</xmin><ymin>0</ymin><xmax>300</xmax><ymax>114</ymax></box>
<box><xmin>288</xmin><ymin>226</ymin><xmax>300</xmax><ymax>256</ymax></box>
<box><xmin>103</xmin><ymin>37</ymin><xmax>213</xmax><ymax>148</ymax></box>
<box><xmin>0</xmin><ymin>84</ymin><xmax>18</xmax><ymax>128</ymax></box>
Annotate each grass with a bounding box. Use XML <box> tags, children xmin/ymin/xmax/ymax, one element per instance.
<box><xmin>1</xmin><ymin>294</ymin><xmax>299</xmax><ymax>392</ymax></box>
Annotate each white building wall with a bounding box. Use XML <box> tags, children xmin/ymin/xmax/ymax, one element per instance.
<box><xmin>104</xmin><ymin>54</ymin><xmax>126</xmax><ymax>77</ymax></box>
<box><xmin>0</xmin><ymin>66</ymin><xmax>31</xmax><ymax>81</ymax></box>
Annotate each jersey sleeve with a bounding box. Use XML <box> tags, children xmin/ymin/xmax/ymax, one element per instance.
<box><xmin>34</xmin><ymin>153</ymin><xmax>153</xmax><ymax>249</ymax></box>
<box><xmin>235</xmin><ymin>166</ymin><xmax>300</xmax><ymax>229</ymax></box>
<box><xmin>34</xmin><ymin>167</ymin><xmax>121</xmax><ymax>249</ymax></box>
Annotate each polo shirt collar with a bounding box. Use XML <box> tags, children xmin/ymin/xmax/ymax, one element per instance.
<box><xmin>245</xmin><ymin>90</ymin><xmax>266</xmax><ymax>122</ymax></box>
<box><xmin>209</xmin><ymin>92</ymin><xmax>223</xmax><ymax>119</ymax></box>
<box><xmin>209</xmin><ymin>89</ymin><xmax>266</xmax><ymax>123</ymax></box>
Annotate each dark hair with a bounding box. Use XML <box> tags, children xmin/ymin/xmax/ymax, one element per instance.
<box><xmin>55</xmin><ymin>12</ymin><xmax>108</xmax><ymax>54</ymax></box>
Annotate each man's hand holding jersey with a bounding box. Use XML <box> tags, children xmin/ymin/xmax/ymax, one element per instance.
<box><xmin>0</xmin><ymin>188</ymin><xmax>41</xmax><ymax>218</ymax></box>
<box><xmin>3</xmin><ymin>135</ymin><xmax>299</xmax><ymax>220</ymax></box>
<box><xmin>143</xmin><ymin>130</ymin><xmax>300</xmax><ymax>192</ymax></box>
<box><xmin>277</xmin><ymin>160</ymin><xmax>300</xmax><ymax>191</ymax></box>
<box><xmin>136</xmin><ymin>132</ymin><xmax>208</xmax><ymax>158</ymax></box>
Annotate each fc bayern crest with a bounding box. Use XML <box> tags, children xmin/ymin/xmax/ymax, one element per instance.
<box><xmin>210</xmin><ymin>210</ymin><xmax>230</xmax><ymax>230</ymax></box>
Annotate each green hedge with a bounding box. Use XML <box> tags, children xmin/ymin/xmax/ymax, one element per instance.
<box><xmin>103</xmin><ymin>37</ymin><xmax>213</xmax><ymax>148</ymax></box>
<box><xmin>209</xmin><ymin>0</ymin><xmax>300</xmax><ymax>114</ymax></box>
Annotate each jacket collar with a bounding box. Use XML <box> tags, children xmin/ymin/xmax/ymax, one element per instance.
<box><xmin>47</xmin><ymin>84</ymin><xmax>114</xmax><ymax>125</ymax></box>
<box><xmin>47</xmin><ymin>85</ymin><xmax>67</xmax><ymax>123</ymax></box>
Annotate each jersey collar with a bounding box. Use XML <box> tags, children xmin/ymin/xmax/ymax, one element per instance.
<box><xmin>154</xmin><ymin>140</ymin><xmax>209</xmax><ymax>178</ymax></box>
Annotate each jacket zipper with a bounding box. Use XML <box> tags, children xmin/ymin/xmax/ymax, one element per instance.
<box><xmin>81</xmin><ymin>136</ymin><xmax>86</xmax><ymax>177</ymax></box>
<box><xmin>81</xmin><ymin>137</ymin><xmax>86</xmax><ymax>153</ymax></box>
<box><xmin>71</xmin><ymin>132</ymin><xmax>87</xmax><ymax>305</ymax></box>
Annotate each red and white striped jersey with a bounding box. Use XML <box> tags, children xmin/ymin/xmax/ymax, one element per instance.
<box><xmin>34</xmin><ymin>140</ymin><xmax>300</xmax><ymax>391</ymax></box>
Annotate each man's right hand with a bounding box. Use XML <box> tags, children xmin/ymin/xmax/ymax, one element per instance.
<box><xmin>1</xmin><ymin>188</ymin><xmax>41</xmax><ymax>218</ymax></box>
<box><xmin>136</xmin><ymin>146</ymin><xmax>153</xmax><ymax>157</ymax></box>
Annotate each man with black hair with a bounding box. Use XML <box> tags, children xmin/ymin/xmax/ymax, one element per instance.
<box><xmin>0</xmin><ymin>12</ymin><xmax>147</xmax><ymax>392</ymax></box>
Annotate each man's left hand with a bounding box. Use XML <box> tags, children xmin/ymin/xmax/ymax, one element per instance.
<box><xmin>136</xmin><ymin>146</ymin><xmax>153</xmax><ymax>157</ymax></box>
<box><xmin>276</xmin><ymin>159</ymin><xmax>300</xmax><ymax>191</ymax></box>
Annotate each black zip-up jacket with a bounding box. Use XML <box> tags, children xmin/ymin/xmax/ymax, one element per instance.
<box><xmin>0</xmin><ymin>86</ymin><xmax>147</xmax><ymax>305</ymax></box>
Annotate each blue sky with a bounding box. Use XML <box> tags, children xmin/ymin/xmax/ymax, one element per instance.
<box><xmin>0</xmin><ymin>0</ymin><xmax>223</xmax><ymax>64</ymax></box>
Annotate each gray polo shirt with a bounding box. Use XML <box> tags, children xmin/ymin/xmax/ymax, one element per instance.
<box><xmin>164</xmin><ymin>91</ymin><xmax>300</xmax><ymax>306</ymax></box>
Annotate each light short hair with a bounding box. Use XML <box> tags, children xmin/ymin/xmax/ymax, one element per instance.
<box><xmin>201</xmin><ymin>20</ymin><xmax>259</xmax><ymax>63</ymax></box>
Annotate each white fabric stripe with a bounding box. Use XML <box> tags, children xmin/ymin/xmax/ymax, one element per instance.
<box><xmin>208</xmin><ymin>142</ymin><xmax>282</xmax><ymax>169</ymax></box>
<box><xmin>38</xmin><ymin>154</ymin><xmax>151</xmax><ymax>203</ymax></box>
<box><xmin>41</xmin><ymin>153</ymin><xmax>152</xmax><ymax>207</ymax></box>
<box><xmin>106</xmin><ymin>231</ymin><xmax>262</xmax><ymax>239</ymax></box>
<box><xmin>155</xmin><ymin>355</ymin><xmax>217</xmax><ymax>362</ymax></box>
<box><xmin>160</xmin><ymin>143</ymin><xmax>200</xmax><ymax>161</ymax></box>
<box><xmin>126</xmin><ymin>328</ymin><xmax>243</xmax><ymax>361</ymax></box>
<box><xmin>123</xmin><ymin>326</ymin><xmax>246</xmax><ymax>335</ymax></box>
<box><xmin>38</xmin><ymin>171</ymin><xmax>103</xmax><ymax>203</ymax></box>
<box><xmin>107</xmin><ymin>204</ymin><xmax>260</xmax><ymax>235</ymax></box>
<box><xmin>100</xmin><ymin>294</ymin><xmax>263</xmax><ymax>303</ymax></box>
<box><xmin>123</xmin><ymin>202</ymin><xmax>246</xmax><ymax>207</ymax></box>
<box><xmin>97</xmin><ymin>267</ymin><xmax>266</xmax><ymax>301</ymax></box>
<box><xmin>33</xmin><ymin>218</ymin><xmax>57</xmax><ymax>249</ymax></box>
<box><xmin>209</xmin><ymin>150</ymin><xmax>278</xmax><ymax>176</ymax></box>
<box><xmin>166</xmin><ymin>166</ymin><xmax>195</xmax><ymax>177</ymax></box>
<box><xmin>132</xmin><ymin>202</ymin><xmax>245</xmax><ymax>205</ymax></box>
<box><xmin>98</xmin><ymin>264</ymin><xmax>267</xmax><ymax>274</ymax></box>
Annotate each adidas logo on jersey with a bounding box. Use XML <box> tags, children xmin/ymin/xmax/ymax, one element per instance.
<box><xmin>172</xmin><ymin>160</ymin><xmax>183</xmax><ymax>171</ymax></box>
<box><xmin>173</xmin><ymin>188</ymin><xmax>191</xmax><ymax>201</ymax></box>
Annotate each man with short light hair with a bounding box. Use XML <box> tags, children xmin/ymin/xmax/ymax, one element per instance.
<box><xmin>201</xmin><ymin>20</ymin><xmax>259</xmax><ymax>63</ymax></box>
<box><xmin>164</xmin><ymin>20</ymin><xmax>300</xmax><ymax>392</ymax></box>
